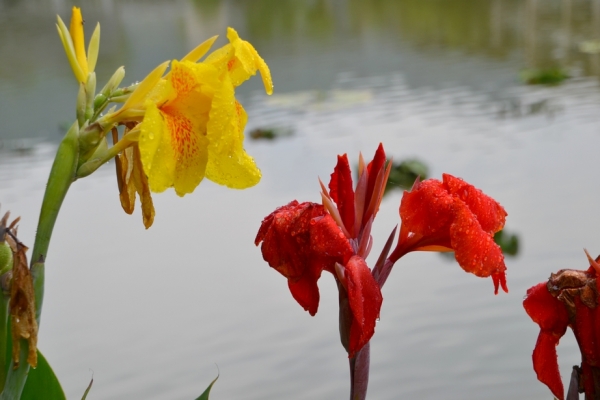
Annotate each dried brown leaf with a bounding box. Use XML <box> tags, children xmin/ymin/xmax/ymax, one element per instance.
<box><xmin>10</xmin><ymin>243</ymin><xmax>37</xmax><ymax>368</ymax></box>
<box><xmin>132</xmin><ymin>145</ymin><xmax>155</xmax><ymax>229</ymax></box>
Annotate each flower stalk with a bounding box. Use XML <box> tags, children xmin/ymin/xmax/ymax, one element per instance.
<box><xmin>0</xmin><ymin>122</ymin><xmax>79</xmax><ymax>399</ymax></box>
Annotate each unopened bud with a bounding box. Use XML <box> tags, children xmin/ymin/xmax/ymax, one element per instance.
<box><xmin>0</xmin><ymin>242</ymin><xmax>13</xmax><ymax>276</ymax></box>
<box><xmin>100</xmin><ymin>66</ymin><xmax>125</xmax><ymax>98</ymax></box>
<box><xmin>93</xmin><ymin>93</ymin><xmax>107</xmax><ymax>111</ymax></box>
<box><xmin>76</xmin><ymin>82</ymin><xmax>86</xmax><ymax>127</ymax></box>
<box><xmin>85</xmin><ymin>71</ymin><xmax>96</xmax><ymax>121</ymax></box>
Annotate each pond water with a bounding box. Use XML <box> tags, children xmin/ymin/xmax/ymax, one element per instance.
<box><xmin>1</xmin><ymin>0</ymin><xmax>600</xmax><ymax>399</ymax></box>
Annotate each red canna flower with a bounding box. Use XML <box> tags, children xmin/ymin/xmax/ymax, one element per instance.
<box><xmin>255</xmin><ymin>144</ymin><xmax>390</xmax><ymax>358</ymax></box>
<box><xmin>384</xmin><ymin>173</ymin><xmax>509</xmax><ymax>294</ymax></box>
<box><xmin>254</xmin><ymin>200</ymin><xmax>354</xmax><ymax>316</ymax></box>
<box><xmin>523</xmin><ymin>250</ymin><xmax>600</xmax><ymax>400</ymax></box>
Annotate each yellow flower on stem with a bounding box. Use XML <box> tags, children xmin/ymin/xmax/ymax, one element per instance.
<box><xmin>136</xmin><ymin>28</ymin><xmax>273</xmax><ymax>196</ymax></box>
<box><xmin>56</xmin><ymin>7</ymin><xmax>100</xmax><ymax>84</ymax></box>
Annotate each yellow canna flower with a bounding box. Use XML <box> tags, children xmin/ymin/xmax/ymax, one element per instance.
<box><xmin>136</xmin><ymin>28</ymin><xmax>272</xmax><ymax>196</ymax></box>
<box><xmin>56</xmin><ymin>7</ymin><xmax>100</xmax><ymax>84</ymax></box>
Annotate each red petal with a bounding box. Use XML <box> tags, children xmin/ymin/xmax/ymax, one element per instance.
<box><xmin>310</xmin><ymin>214</ymin><xmax>355</xmax><ymax>274</ymax></box>
<box><xmin>399</xmin><ymin>179</ymin><xmax>454</xmax><ymax>236</ymax></box>
<box><xmin>523</xmin><ymin>282</ymin><xmax>569</xmax><ymax>333</ymax></box>
<box><xmin>450</xmin><ymin>200</ymin><xmax>507</xmax><ymax>293</ymax></box>
<box><xmin>288</xmin><ymin>269</ymin><xmax>322</xmax><ymax>316</ymax></box>
<box><xmin>257</xmin><ymin>201</ymin><xmax>322</xmax><ymax>280</ymax></box>
<box><xmin>344</xmin><ymin>255</ymin><xmax>383</xmax><ymax>358</ymax></box>
<box><xmin>329</xmin><ymin>154</ymin><xmax>355</xmax><ymax>234</ymax></box>
<box><xmin>443</xmin><ymin>174</ymin><xmax>507</xmax><ymax>234</ymax></box>
<box><xmin>256</xmin><ymin>201</ymin><xmax>354</xmax><ymax>316</ymax></box>
<box><xmin>532</xmin><ymin>331</ymin><xmax>565</xmax><ymax>400</ymax></box>
<box><xmin>523</xmin><ymin>282</ymin><xmax>569</xmax><ymax>400</ymax></box>
<box><xmin>573</xmin><ymin>299</ymin><xmax>598</xmax><ymax>367</ymax></box>
<box><xmin>365</xmin><ymin>143</ymin><xmax>386</xmax><ymax>210</ymax></box>
<box><xmin>255</xmin><ymin>200</ymin><xmax>299</xmax><ymax>245</ymax></box>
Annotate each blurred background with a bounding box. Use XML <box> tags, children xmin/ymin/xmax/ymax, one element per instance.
<box><xmin>1</xmin><ymin>0</ymin><xmax>600</xmax><ymax>398</ymax></box>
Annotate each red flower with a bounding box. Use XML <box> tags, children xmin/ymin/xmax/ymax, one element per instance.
<box><xmin>255</xmin><ymin>201</ymin><xmax>354</xmax><ymax>316</ymax></box>
<box><xmin>523</xmin><ymin>252</ymin><xmax>600</xmax><ymax>400</ymax></box>
<box><xmin>255</xmin><ymin>145</ymin><xmax>389</xmax><ymax>357</ymax></box>
<box><xmin>388</xmin><ymin>173</ymin><xmax>508</xmax><ymax>294</ymax></box>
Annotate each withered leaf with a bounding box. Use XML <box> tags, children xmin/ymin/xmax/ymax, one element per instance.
<box><xmin>10</xmin><ymin>242</ymin><xmax>37</xmax><ymax>368</ymax></box>
<box><xmin>114</xmin><ymin>132</ymin><xmax>155</xmax><ymax>229</ymax></box>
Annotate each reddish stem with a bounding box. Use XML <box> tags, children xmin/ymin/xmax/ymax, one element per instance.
<box><xmin>349</xmin><ymin>342</ymin><xmax>370</xmax><ymax>400</ymax></box>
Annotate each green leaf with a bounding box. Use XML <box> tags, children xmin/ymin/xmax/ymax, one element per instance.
<box><xmin>195</xmin><ymin>375</ymin><xmax>218</xmax><ymax>400</ymax></box>
<box><xmin>20</xmin><ymin>350</ymin><xmax>66</xmax><ymax>400</ymax></box>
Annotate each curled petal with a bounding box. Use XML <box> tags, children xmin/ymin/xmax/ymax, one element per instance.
<box><xmin>443</xmin><ymin>173</ymin><xmax>507</xmax><ymax>234</ymax></box>
<box><xmin>450</xmin><ymin>201</ymin><xmax>508</xmax><ymax>294</ymax></box>
<box><xmin>399</xmin><ymin>179</ymin><xmax>454</xmax><ymax>236</ymax></box>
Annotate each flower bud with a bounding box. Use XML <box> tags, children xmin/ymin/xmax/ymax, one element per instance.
<box><xmin>99</xmin><ymin>66</ymin><xmax>125</xmax><ymax>98</ymax></box>
<box><xmin>0</xmin><ymin>242</ymin><xmax>13</xmax><ymax>276</ymax></box>
<box><xmin>85</xmin><ymin>71</ymin><xmax>96</xmax><ymax>121</ymax></box>
<box><xmin>76</xmin><ymin>82</ymin><xmax>86</xmax><ymax>126</ymax></box>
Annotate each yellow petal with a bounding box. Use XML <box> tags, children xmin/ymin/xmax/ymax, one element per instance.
<box><xmin>181</xmin><ymin>35</ymin><xmax>218</xmax><ymax>63</ymax></box>
<box><xmin>56</xmin><ymin>17</ymin><xmax>85</xmax><ymax>83</ymax></box>
<box><xmin>139</xmin><ymin>102</ymin><xmax>175</xmax><ymax>193</ymax></box>
<box><xmin>246</xmin><ymin>41</ymin><xmax>273</xmax><ymax>95</ymax></box>
<box><xmin>205</xmin><ymin>76</ymin><xmax>261</xmax><ymax>188</ymax></box>
<box><xmin>169</xmin><ymin>110</ymin><xmax>210</xmax><ymax>196</ymax></box>
<box><xmin>204</xmin><ymin>43</ymin><xmax>234</xmax><ymax>73</ymax></box>
<box><xmin>69</xmin><ymin>7</ymin><xmax>89</xmax><ymax>81</ymax></box>
<box><xmin>122</xmin><ymin>61</ymin><xmax>170</xmax><ymax>111</ymax></box>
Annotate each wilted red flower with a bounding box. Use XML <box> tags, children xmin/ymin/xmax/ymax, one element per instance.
<box><xmin>386</xmin><ymin>173</ymin><xmax>508</xmax><ymax>294</ymax></box>
<box><xmin>523</xmin><ymin>251</ymin><xmax>600</xmax><ymax>400</ymax></box>
<box><xmin>255</xmin><ymin>144</ymin><xmax>390</xmax><ymax>357</ymax></box>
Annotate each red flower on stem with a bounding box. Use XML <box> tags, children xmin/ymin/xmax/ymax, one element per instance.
<box><xmin>255</xmin><ymin>144</ymin><xmax>390</xmax><ymax>358</ymax></box>
<box><xmin>523</xmin><ymin>250</ymin><xmax>600</xmax><ymax>400</ymax></box>
<box><xmin>255</xmin><ymin>144</ymin><xmax>510</xmax><ymax>400</ymax></box>
<box><xmin>375</xmin><ymin>174</ymin><xmax>509</xmax><ymax>294</ymax></box>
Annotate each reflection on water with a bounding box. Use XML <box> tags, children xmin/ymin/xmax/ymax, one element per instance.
<box><xmin>1</xmin><ymin>0</ymin><xmax>600</xmax><ymax>399</ymax></box>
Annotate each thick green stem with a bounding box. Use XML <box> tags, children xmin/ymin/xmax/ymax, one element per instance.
<box><xmin>0</xmin><ymin>290</ymin><xmax>9</xmax><ymax>394</ymax></box>
<box><xmin>0</xmin><ymin>122</ymin><xmax>79</xmax><ymax>400</ymax></box>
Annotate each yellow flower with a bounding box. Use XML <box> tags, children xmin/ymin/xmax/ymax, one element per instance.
<box><xmin>56</xmin><ymin>7</ymin><xmax>100</xmax><ymax>83</ymax></box>
<box><xmin>137</xmin><ymin>28</ymin><xmax>273</xmax><ymax>196</ymax></box>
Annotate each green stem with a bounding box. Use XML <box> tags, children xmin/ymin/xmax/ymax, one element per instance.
<box><xmin>0</xmin><ymin>122</ymin><xmax>79</xmax><ymax>400</ymax></box>
<box><xmin>0</xmin><ymin>290</ymin><xmax>9</xmax><ymax>394</ymax></box>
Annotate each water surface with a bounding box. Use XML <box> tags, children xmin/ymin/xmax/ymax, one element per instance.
<box><xmin>1</xmin><ymin>0</ymin><xmax>600</xmax><ymax>398</ymax></box>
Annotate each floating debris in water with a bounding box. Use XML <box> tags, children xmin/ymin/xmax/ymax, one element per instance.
<box><xmin>520</xmin><ymin>67</ymin><xmax>569</xmax><ymax>85</ymax></box>
<box><xmin>249</xmin><ymin>127</ymin><xmax>294</xmax><ymax>141</ymax></box>
<box><xmin>384</xmin><ymin>159</ymin><xmax>429</xmax><ymax>194</ymax></box>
